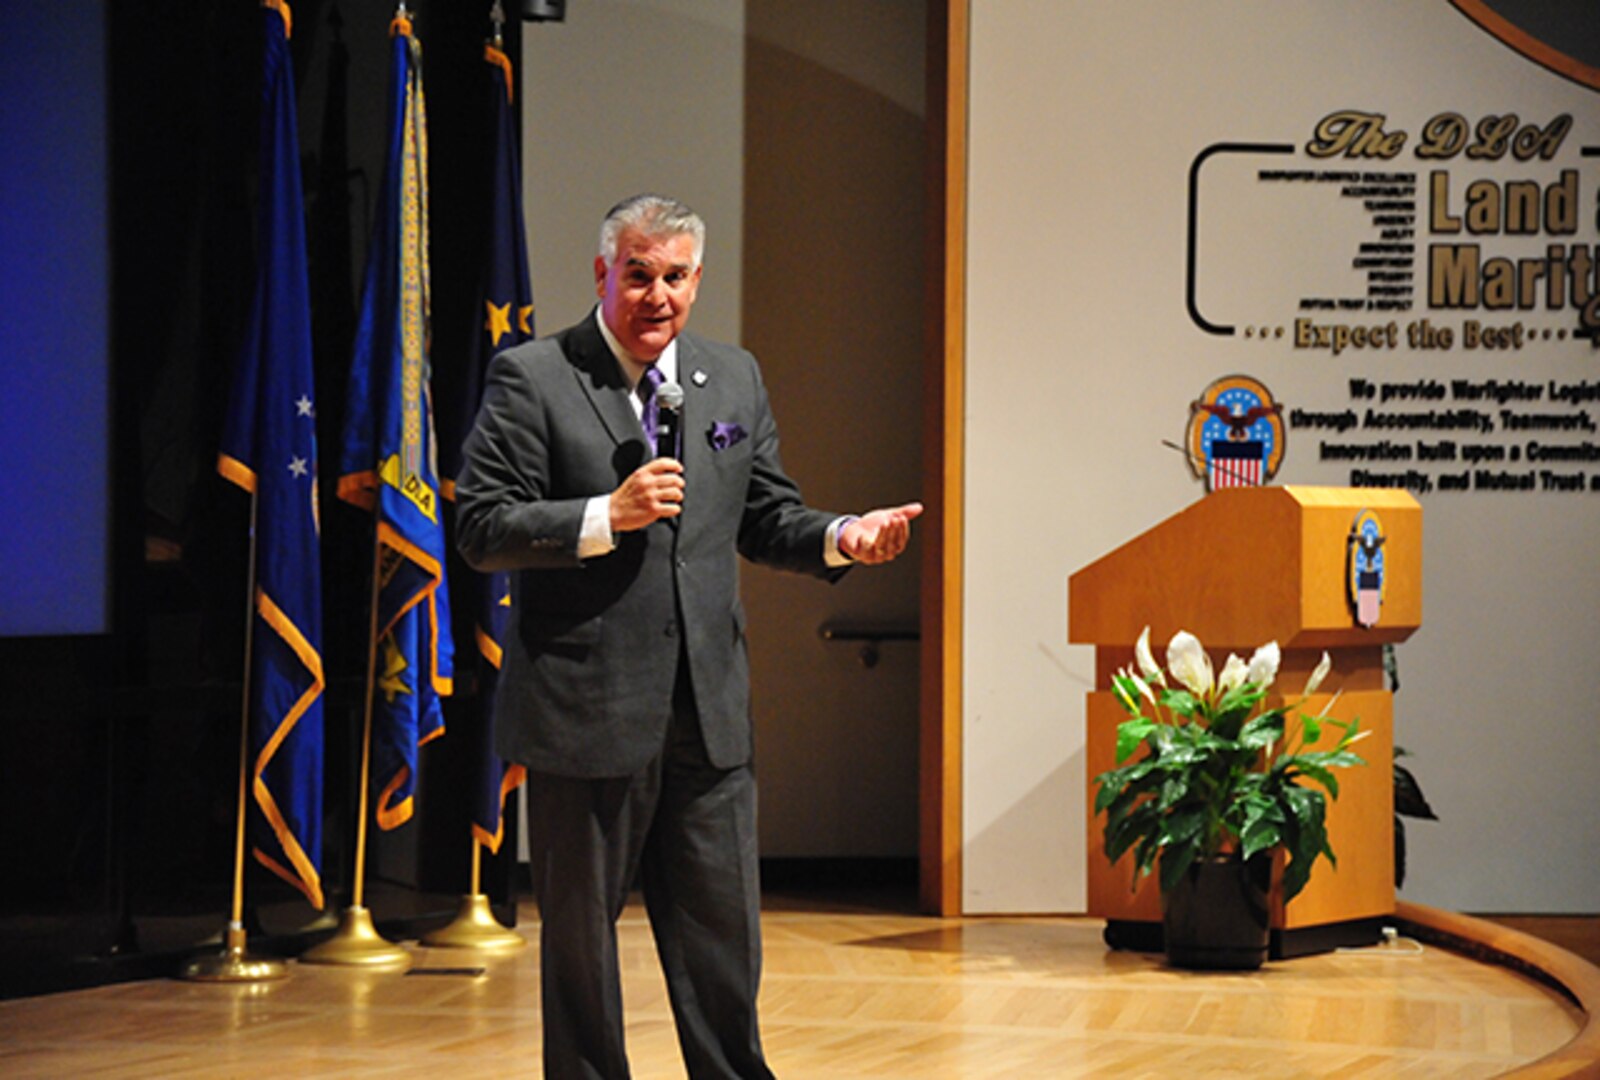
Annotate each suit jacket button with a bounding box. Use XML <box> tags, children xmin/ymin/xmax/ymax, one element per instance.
<box><xmin>664</xmin><ymin>623</ymin><xmax>677</xmax><ymax>638</ymax></box>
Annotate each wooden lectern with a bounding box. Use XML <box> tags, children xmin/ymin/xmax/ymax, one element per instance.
<box><xmin>1069</xmin><ymin>486</ymin><xmax>1421</xmax><ymax>957</ymax></box>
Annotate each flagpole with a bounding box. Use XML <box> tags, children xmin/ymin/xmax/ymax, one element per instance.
<box><xmin>301</xmin><ymin>534</ymin><xmax>410</xmax><ymax>968</ymax></box>
<box><xmin>418</xmin><ymin>0</ymin><xmax>524</xmax><ymax>955</ymax></box>
<box><xmin>182</xmin><ymin>492</ymin><xmax>288</xmax><ymax>982</ymax></box>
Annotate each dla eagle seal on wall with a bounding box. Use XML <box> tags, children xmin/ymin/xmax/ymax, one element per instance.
<box><xmin>1185</xmin><ymin>374</ymin><xmax>1286</xmax><ymax>492</ymax></box>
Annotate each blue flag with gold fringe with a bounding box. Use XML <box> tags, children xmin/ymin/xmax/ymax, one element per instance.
<box><xmin>215</xmin><ymin>0</ymin><xmax>325</xmax><ymax>909</ymax></box>
<box><xmin>337</xmin><ymin>13</ymin><xmax>452</xmax><ymax>831</ymax></box>
<box><xmin>452</xmin><ymin>40</ymin><xmax>532</xmax><ymax>853</ymax></box>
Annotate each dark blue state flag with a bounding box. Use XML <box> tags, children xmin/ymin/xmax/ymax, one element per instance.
<box><xmin>449</xmin><ymin>41</ymin><xmax>533</xmax><ymax>852</ymax></box>
<box><xmin>337</xmin><ymin>14</ymin><xmax>452</xmax><ymax>831</ymax></box>
<box><xmin>215</xmin><ymin>0</ymin><xmax>325</xmax><ymax>909</ymax></box>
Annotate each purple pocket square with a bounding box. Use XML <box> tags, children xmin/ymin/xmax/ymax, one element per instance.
<box><xmin>708</xmin><ymin>421</ymin><xmax>747</xmax><ymax>451</ymax></box>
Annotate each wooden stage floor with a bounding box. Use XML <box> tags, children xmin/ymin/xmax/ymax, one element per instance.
<box><xmin>0</xmin><ymin>892</ymin><xmax>1589</xmax><ymax>1078</ymax></box>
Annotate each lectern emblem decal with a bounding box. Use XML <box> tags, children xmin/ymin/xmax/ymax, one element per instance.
<box><xmin>1347</xmin><ymin>509</ymin><xmax>1387</xmax><ymax>628</ymax></box>
<box><xmin>1185</xmin><ymin>375</ymin><xmax>1285</xmax><ymax>493</ymax></box>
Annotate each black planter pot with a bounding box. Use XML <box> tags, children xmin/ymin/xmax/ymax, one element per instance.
<box><xmin>1161</xmin><ymin>853</ymin><xmax>1271</xmax><ymax>970</ymax></box>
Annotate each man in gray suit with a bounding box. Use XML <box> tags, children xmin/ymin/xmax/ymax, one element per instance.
<box><xmin>456</xmin><ymin>193</ymin><xmax>920</xmax><ymax>1079</ymax></box>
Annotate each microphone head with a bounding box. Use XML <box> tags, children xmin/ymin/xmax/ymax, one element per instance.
<box><xmin>654</xmin><ymin>381</ymin><xmax>684</xmax><ymax>460</ymax></box>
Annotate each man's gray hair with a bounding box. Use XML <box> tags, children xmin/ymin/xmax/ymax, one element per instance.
<box><xmin>598</xmin><ymin>194</ymin><xmax>706</xmax><ymax>269</ymax></box>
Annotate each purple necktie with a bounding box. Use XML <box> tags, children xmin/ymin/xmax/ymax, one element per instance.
<box><xmin>639</xmin><ymin>364</ymin><xmax>664</xmax><ymax>445</ymax></box>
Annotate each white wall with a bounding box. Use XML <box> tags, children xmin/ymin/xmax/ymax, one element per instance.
<box><xmin>964</xmin><ymin>1</ymin><xmax>1600</xmax><ymax>913</ymax></box>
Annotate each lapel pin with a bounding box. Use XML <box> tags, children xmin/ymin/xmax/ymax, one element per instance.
<box><xmin>692</xmin><ymin>369</ymin><xmax>708</xmax><ymax>386</ymax></box>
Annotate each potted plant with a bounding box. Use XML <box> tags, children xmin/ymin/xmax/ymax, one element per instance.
<box><xmin>1093</xmin><ymin>627</ymin><xmax>1368</xmax><ymax>969</ymax></box>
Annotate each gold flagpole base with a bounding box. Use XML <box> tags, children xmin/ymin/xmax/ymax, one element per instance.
<box><xmin>299</xmin><ymin>905</ymin><xmax>411</xmax><ymax>969</ymax></box>
<box><xmin>180</xmin><ymin>926</ymin><xmax>289</xmax><ymax>983</ymax></box>
<box><xmin>419</xmin><ymin>894</ymin><xmax>526</xmax><ymax>951</ymax></box>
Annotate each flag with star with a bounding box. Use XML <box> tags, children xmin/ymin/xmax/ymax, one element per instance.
<box><xmin>337</xmin><ymin>13</ymin><xmax>452</xmax><ymax>831</ymax></box>
<box><xmin>446</xmin><ymin>39</ymin><xmax>533</xmax><ymax>852</ymax></box>
<box><xmin>214</xmin><ymin>0</ymin><xmax>325</xmax><ymax>908</ymax></box>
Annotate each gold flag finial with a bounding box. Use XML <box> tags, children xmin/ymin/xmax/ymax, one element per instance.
<box><xmin>490</xmin><ymin>1</ymin><xmax>506</xmax><ymax>50</ymax></box>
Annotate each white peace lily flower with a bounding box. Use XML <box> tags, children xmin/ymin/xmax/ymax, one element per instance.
<box><xmin>1303</xmin><ymin>650</ymin><xmax>1333</xmax><ymax>697</ymax></box>
<box><xmin>1129</xmin><ymin>670</ymin><xmax>1159</xmax><ymax>709</ymax></box>
<box><xmin>1166</xmin><ymin>631</ymin><xmax>1213</xmax><ymax>697</ymax></box>
<box><xmin>1217</xmin><ymin>653</ymin><xmax>1248</xmax><ymax>694</ymax></box>
<box><xmin>1134</xmin><ymin>626</ymin><xmax>1165</xmax><ymax>686</ymax></box>
<box><xmin>1245</xmin><ymin>641</ymin><xmax>1281</xmax><ymax>688</ymax></box>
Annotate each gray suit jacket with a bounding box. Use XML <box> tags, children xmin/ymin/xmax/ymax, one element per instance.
<box><xmin>455</xmin><ymin>313</ymin><xmax>843</xmax><ymax>778</ymax></box>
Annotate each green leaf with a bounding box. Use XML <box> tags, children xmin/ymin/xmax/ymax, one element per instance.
<box><xmin>1240</xmin><ymin>792</ymin><xmax>1282</xmax><ymax>823</ymax></box>
<box><xmin>1133</xmin><ymin>833</ymin><xmax>1163</xmax><ymax>879</ymax></box>
<box><xmin>1240</xmin><ymin>817</ymin><xmax>1280</xmax><ymax>860</ymax></box>
<box><xmin>1093</xmin><ymin>758</ymin><xmax>1161</xmax><ymax>815</ymax></box>
<box><xmin>1156</xmin><ymin>775</ymin><xmax>1190</xmax><ymax>811</ymax></box>
<box><xmin>1283</xmin><ymin>784</ymin><xmax>1323</xmax><ymax>826</ymax></box>
<box><xmin>1156</xmin><ymin>745</ymin><xmax>1207</xmax><ymax>769</ymax></box>
<box><xmin>1290</xmin><ymin>761</ymin><xmax>1340</xmax><ymax>799</ymax></box>
<box><xmin>1216</xmin><ymin>682</ymin><xmax>1265</xmax><ymax>717</ymax></box>
<box><xmin>1092</xmin><ymin>772</ymin><xmax>1130</xmax><ymax>815</ymax></box>
<box><xmin>1301</xmin><ymin>712</ymin><xmax>1323</xmax><ymax>745</ymax></box>
<box><xmin>1278</xmin><ymin>787</ymin><xmax>1330</xmax><ymax>902</ymax></box>
<box><xmin>1162</xmin><ymin>808</ymin><xmax>1205</xmax><ymax>846</ymax></box>
<box><xmin>1290</xmin><ymin>748</ymin><xmax>1366</xmax><ymax>777</ymax></box>
<box><xmin>1280</xmin><ymin>845</ymin><xmax>1313</xmax><ymax>900</ymax></box>
<box><xmin>1092</xmin><ymin>776</ymin><xmax>1119</xmax><ymax>816</ymax></box>
<box><xmin>1239</xmin><ymin>712</ymin><xmax>1285</xmax><ymax>750</ymax></box>
<box><xmin>1088</xmin><ymin>764</ymin><xmax>1164</xmax><ymax>825</ymax></box>
<box><xmin>1328</xmin><ymin>716</ymin><xmax>1367</xmax><ymax>751</ymax></box>
<box><xmin>1105</xmin><ymin>804</ymin><xmax>1158</xmax><ymax>863</ymax></box>
<box><xmin>1114</xmin><ymin>718</ymin><xmax>1158</xmax><ymax>763</ymax></box>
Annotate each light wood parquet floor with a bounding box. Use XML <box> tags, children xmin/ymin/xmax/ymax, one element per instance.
<box><xmin>0</xmin><ymin>893</ymin><xmax>1588</xmax><ymax>1079</ymax></box>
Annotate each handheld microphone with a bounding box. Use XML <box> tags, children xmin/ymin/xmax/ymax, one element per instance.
<box><xmin>656</xmin><ymin>381</ymin><xmax>684</xmax><ymax>460</ymax></box>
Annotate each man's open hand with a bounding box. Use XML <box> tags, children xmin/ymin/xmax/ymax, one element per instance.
<box><xmin>839</xmin><ymin>502</ymin><xmax>923</xmax><ymax>564</ymax></box>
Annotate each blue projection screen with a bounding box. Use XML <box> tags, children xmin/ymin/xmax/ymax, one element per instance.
<box><xmin>0</xmin><ymin>6</ymin><xmax>111</xmax><ymax>636</ymax></box>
